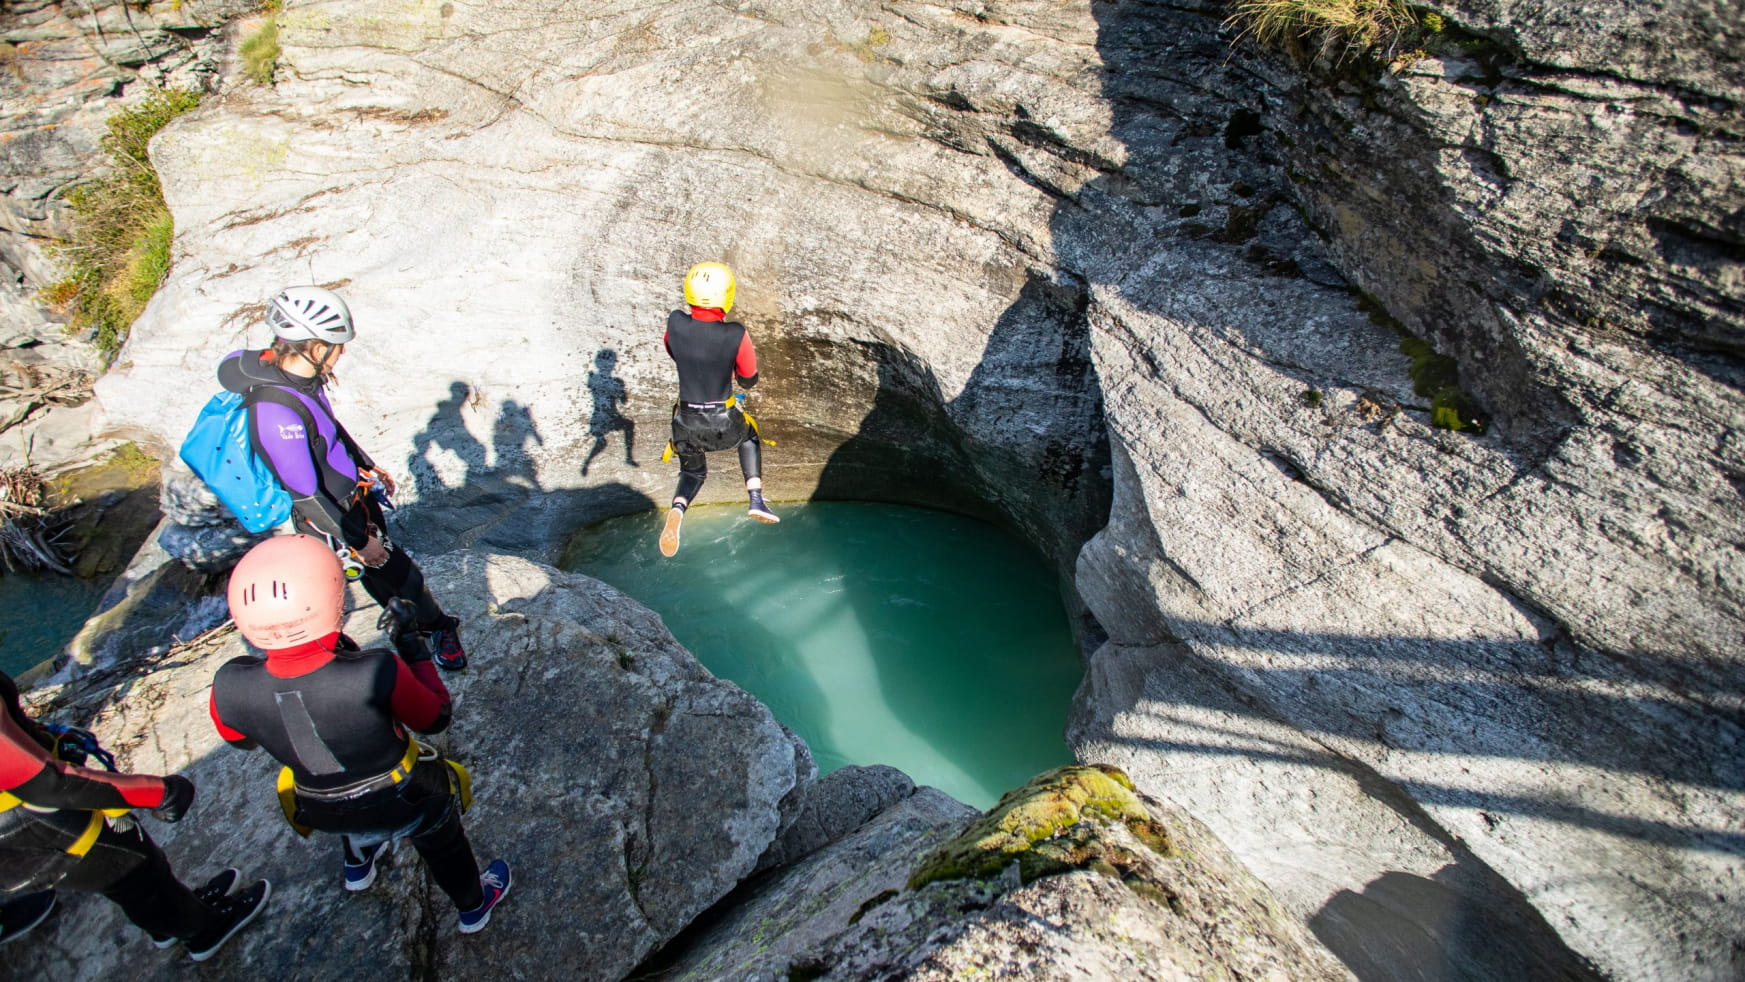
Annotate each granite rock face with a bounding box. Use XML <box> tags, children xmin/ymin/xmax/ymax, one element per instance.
<box><xmin>11</xmin><ymin>551</ymin><xmax>813</xmax><ymax>980</ymax></box>
<box><xmin>0</xmin><ymin>0</ymin><xmax>252</xmax><ymax>284</ymax></box>
<box><xmin>26</xmin><ymin>0</ymin><xmax>1744</xmax><ymax>979</ymax></box>
<box><xmin>1062</xmin><ymin>3</ymin><xmax>1742</xmax><ymax>981</ymax></box>
<box><xmin>89</xmin><ymin>0</ymin><xmax>1116</xmax><ymax>569</ymax></box>
<box><xmin>658</xmin><ymin>765</ymin><xmax>1353</xmax><ymax>982</ymax></box>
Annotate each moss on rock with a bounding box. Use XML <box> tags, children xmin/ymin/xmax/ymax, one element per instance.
<box><xmin>906</xmin><ymin>764</ymin><xmax>1175</xmax><ymax>897</ymax></box>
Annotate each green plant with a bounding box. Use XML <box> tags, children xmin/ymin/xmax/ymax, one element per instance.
<box><xmin>50</xmin><ymin>88</ymin><xmax>202</xmax><ymax>363</ymax></box>
<box><xmin>241</xmin><ymin>22</ymin><xmax>280</xmax><ymax>85</ymax></box>
<box><xmin>240</xmin><ymin>3</ymin><xmax>282</xmax><ymax>86</ymax></box>
<box><xmin>1225</xmin><ymin>0</ymin><xmax>1416</xmax><ymax>55</ymax></box>
<box><xmin>1399</xmin><ymin>335</ymin><xmax>1486</xmax><ymax>433</ymax></box>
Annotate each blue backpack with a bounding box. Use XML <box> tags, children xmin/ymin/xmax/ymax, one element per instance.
<box><xmin>178</xmin><ymin>386</ymin><xmax>311</xmax><ymax>533</ymax></box>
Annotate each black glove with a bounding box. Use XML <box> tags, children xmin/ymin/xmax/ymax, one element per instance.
<box><xmin>378</xmin><ymin>599</ymin><xmax>431</xmax><ymax>663</ymax></box>
<box><xmin>377</xmin><ymin>598</ymin><xmax>419</xmax><ymax>641</ymax></box>
<box><xmin>153</xmin><ymin>775</ymin><xmax>196</xmax><ymax>823</ymax></box>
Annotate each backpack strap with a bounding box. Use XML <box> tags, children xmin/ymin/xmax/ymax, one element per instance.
<box><xmin>243</xmin><ymin>384</ymin><xmax>322</xmax><ymax>464</ymax></box>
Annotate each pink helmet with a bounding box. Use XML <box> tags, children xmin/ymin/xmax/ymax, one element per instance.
<box><xmin>227</xmin><ymin>534</ymin><xmax>345</xmax><ymax>649</ymax></box>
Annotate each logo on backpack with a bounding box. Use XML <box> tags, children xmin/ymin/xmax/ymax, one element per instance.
<box><xmin>278</xmin><ymin>422</ymin><xmax>306</xmax><ymax>440</ymax></box>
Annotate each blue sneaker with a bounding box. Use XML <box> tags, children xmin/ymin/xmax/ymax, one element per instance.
<box><xmin>747</xmin><ymin>491</ymin><xmax>779</xmax><ymax>524</ymax></box>
<box><xmin>343</xmin><ymin>839</ymin><xmax>391</xmax><ymax>892</ymax></box>
<box><xmin>458</xmin><ymin>860</ymin><xmax>511</xmax><ymax>934</ymax></box>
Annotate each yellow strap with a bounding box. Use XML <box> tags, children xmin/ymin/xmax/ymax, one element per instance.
<box><xmin>445</xmin><ymin>758</ymin><xmax>473</xmax><ymax>811</ymax></box>
<box><xmin>662</xmin><ymin>441</ymin><xmax>675</xmax><ymax>463</ymax></box>
<box><xmin>390</xmin><ymin>740</ymin><xmax>420</xmax><ymax>783</ymax></box>
<box><xmin>65</xmin><ymin>812</ymin><xmax>106</xmax><ymax>857</ymax></box>
<box><xmin>1</xmin><ymin>791</ymin><xmax>127</xmax><ymax>856</ymax></box>
<box><xmin>277</xmin><ymin>767</ymin><xmax>313</xmax><ymax>838</ymax></box>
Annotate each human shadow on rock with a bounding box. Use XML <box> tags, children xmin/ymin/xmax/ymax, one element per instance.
<box><xmin>399</xmin><ymin>381</ymin><xmax>655</xmax><ymax>564</ymax></box>
<box><xmin>581</xmin><ymin>349</ymin><xmax>638</xmax><ymax>476</ymax></box>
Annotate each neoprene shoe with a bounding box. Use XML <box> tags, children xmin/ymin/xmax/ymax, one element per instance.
<box><xmin>343</xmin><ymin>839</ymin><xmax>392</xmax><ymax>892</ymax></box>
<box><xmin>0</xmin><ymin>891</ymin><xmax>56</xmax><ymax>947</ymax></box>
<box><xmin>186</xmin><ymin>879</ymin><xmax>270</xmax><ymax>962</ymax></box>
<box><xmin>747</xmin><ymin>491</ymin><xmax>779</xmax><ymax>524</ymax></box>
<box><xmin>458</xmin><ymin>860</ymin><xmax>512</xmax><ymax>934</ymax></box>
<box><xmin>150</xmin><ymin>868</ymin><xmax>238</xmax><ymax>948</ymax></box>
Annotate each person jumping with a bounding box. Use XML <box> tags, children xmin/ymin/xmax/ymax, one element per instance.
<box><xmin>659</xmin><ymin>262</ymin><xmax>778</xmax><ymax>557</ymax></box>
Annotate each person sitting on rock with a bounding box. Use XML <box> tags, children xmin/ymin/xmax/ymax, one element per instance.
<box><xmin>209</xmin><ymin>534</ymin><xmax>511</xmax><ymax>934</ymax></box>
<box><xmin>0</xmin><ymin>670</ymin><xmax>270</xmax><ymax>961</ymax></box>
<box><xmin>659</xmin><ymin>261</ymin><xmax>779</xmax><ymax>557</ymax></box>
<box><xmin>217</xmin><ymin>285</ymin><xmax>470</xmax><ymax>671</ymax></box>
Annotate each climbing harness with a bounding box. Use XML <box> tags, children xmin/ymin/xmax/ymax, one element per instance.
<box><xmin>661</xmin><ymin>392</ymin><xmax>775</xmax><ymax>463</ymax></box>
<box><xmin>275</xmin><ymin>740</ymin><xmax>473</xmax><ymax>838</ymax></box>
<box><xmin>0</xmin><ymin>725</ymin><xmax>128</xmax><ymax>856</ymax></box>
<box><xmin>44</xmin><ymin>724</ymin><xmax>116</xmax><ymax>773</ymax></box>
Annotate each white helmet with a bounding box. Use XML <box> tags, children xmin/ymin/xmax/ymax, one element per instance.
<box><xmin>266</xmin><ymin>286</ymin><xmax>355</xmax><ymax>344</ymax></box>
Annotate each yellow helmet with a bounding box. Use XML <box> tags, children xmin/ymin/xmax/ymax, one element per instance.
<box><xmin>683</xmin><ymin>262</ymin><xmax>736</xmax><ymax>314</ymax></box>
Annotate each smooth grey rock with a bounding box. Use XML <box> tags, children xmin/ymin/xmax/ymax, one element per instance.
<box><xmin>15</xmin><ymin>550</ymin><xmax>811</xmax><ymax>980</ymax></box>
<box><xmin>662</xmin><ymin>787</ymin><xmax>976</xmax><ymax>982</ymax></box>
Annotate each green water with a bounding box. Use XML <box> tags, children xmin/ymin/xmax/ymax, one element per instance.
<box><xmin>563</xmin><ymin>502</ymin><xmax>1081</xmax><ymax>809</ymax></box>
<box><xmin>0</xmin><ymin>572</ymin><xmax>105</xmax><ymax>677</ymax></box>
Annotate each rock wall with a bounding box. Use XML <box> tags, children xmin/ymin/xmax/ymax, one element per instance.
<box><xmin>12</xmin><ymin>551</ymin><xmax>814</xmax><ymax>979</ymax></box>
<box><xmin>0</xmin><ymin>0</ymin><xmax>251</xmax><ymax>288</ymax></box>
<box><xmin>654</xmin><ymin>765</ymin><xmax>1353</xmax><ymax>982</ymax></box>
<box><xmin>39</xmin><ymin>0</ymin><xmax>1745</xmax><ymax>979</ymax></box>
<box><xmin>1069</xmin><ymin>1</ymin><xmax>1744</xmax><ymax>980</ymax></box>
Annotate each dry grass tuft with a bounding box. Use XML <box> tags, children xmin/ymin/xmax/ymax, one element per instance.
<box><xmin>1226</xmin><ymin>0</ymin><xmax>1416</xmax><ymax>57</ymax></box>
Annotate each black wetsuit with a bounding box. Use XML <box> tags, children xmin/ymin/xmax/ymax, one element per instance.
<box><xmin>0</xmin><ymin>672</ymin><xmax>220</xmax><ymax>940</ymax></box>
<box><xmin>209</xmin><ymin>635</ymin><xmax>482</xmax><ymax>910</ymax></box>
<box><xmin>216</xmin><ymin>350</ymin><xmax>450</xmax><ymax>631</ymax></box>
<box><xmin>664</xmin><ymin>309</ymin><xmax>762</xmax><ymax>504</ymax></box>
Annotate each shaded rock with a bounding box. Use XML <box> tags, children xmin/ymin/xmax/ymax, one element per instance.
<box><xmin>14</xmin><ymin>550</ymin><xmax>812</xmax><ymax>980</ymax></box>
<box><xmin>60</xmin><ymin>517</ymin><xmax>227</xmax><ymax>676</ymax></box>
<box><xmin>754</xmin><ymin>764</ymin><xmax>915</xmax><ymax>874</ymax></box>
<box><xmin>665</xmin><ymin>765</ymin><xmax>1352</xmax><ymax>982</ymax></box>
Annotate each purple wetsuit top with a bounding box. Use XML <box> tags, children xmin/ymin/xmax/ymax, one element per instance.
<box><xmin>217</xmin><ymin>350</ymin><xmax>375</xmax><ymax>546</ymax></box>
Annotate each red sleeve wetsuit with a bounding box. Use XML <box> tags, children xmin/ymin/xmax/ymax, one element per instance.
<box><xmin>663</xmin><ymin>306</ymin><xmax>764</xmax><ymax>502</ymax></box>
<box><xmin>0</xmin><ymin>672</ymin><xmax>168</xmax><ymax>813</ymax></box>
<box><xmin>209</xmin><ymin>633</ymin><xmax>451</xmax><ymax>791</ymax></box>
<box><xmin>0</xmin><ymin>672</ymin><xmax>223</xmax><ymax>942</ymax></box>
<box><xmin>209</xmin><ymin>633</ymin><xmax>485</xmax><ymax>911</ymax></box>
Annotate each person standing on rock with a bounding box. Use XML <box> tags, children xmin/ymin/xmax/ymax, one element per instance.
<box><xmin>218</xmin><ymin>285</ymin><xmax>469</xmax><ymax>670</ymax></box>
<box><xmin>658</xmin><ymin>262</ymin><xmax>779</xmax><ymax>556</ymax></box>
<box><xmin>0</xmin><ymin>670</ymin><xmax>270</xmax><ymax>961</ymax></box>
<box><xmin>210</xmin><ymin>534</ymin><xmax>511</xmax><ymax>934</ymax></box>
